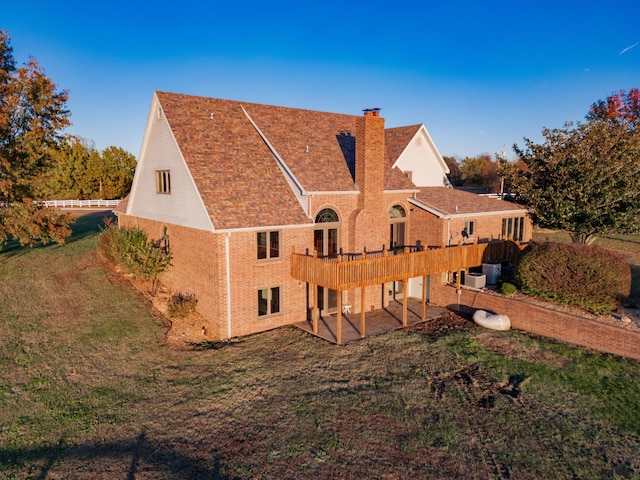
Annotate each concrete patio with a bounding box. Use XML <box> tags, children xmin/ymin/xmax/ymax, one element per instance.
<box><xmin>294</xmin><ymin>298</ymin><xmax>449</xmax><ymax>344</ymax></box>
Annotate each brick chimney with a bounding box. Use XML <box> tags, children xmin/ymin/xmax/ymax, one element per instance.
<box><xmin>353</xmin><ymin>108</ymin><xmax>390</xmax><ymax>313</ymax></box>
<box><xmin>356</xmin><ymin>108</ymin><xmax>385</xmax><ymax>208</ymax></box>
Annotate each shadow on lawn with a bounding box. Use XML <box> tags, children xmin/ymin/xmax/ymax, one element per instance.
<box><xmin>64</xmin><ymin>211</ymin><xmax>115</xmax><ymax>244</ymax></box>
<box><xmin>1</xmin><ymin>430</ymin><xmax>228</xmax><ymax>479</ymax></box>
<box><xmin>0</xmin><ymin>211</ymin><xmax>113</xmax><ymax>258</ymax></box>
<box><xmin>629</xmin><ymin>264</ymin><xmax>640</xmax><ymax>306</ymax></box>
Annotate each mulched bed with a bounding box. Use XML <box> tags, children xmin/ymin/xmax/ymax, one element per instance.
<box><xmin>404</xmin><ymin>311</ymin><xmax>477</xmax><ymax>337</ymax></box>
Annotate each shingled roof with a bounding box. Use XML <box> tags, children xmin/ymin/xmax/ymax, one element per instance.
<box><xmin>413</xmin><ymin>187</ymin><xmax>528</xmax><ymax>217</ymax></box>
<box><xmin>156</xmin><ymin>92</ymin><xmax>416</xmax><ymax>229</ymax></box>
<box><xmin>385</xmin><ymin>125</ymin><xmax>421</xmax><ymax>165</ymax></box>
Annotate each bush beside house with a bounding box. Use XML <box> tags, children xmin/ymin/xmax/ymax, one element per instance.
<box><xmin>516</xmin><ymin>242</ymin><xmax>631</xmax><ymax>314</ymax></box>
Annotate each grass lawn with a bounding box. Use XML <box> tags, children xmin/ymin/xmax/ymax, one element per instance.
<box><xmin>1</xmin><ymin>213</ymin><xmax>639</xmax><ymax>479</ymax></box>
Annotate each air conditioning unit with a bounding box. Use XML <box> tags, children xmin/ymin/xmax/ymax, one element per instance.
<box><xmin>464</xmin><ymin>273</ymin><xmax>486</xmax><ymax>289</ymax></box>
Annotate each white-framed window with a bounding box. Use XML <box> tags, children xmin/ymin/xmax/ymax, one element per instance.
<box><xmin>257</xmin><ymin>231</ymin><xmax>280</xmax><ymax>260</ymax></box>
<box><xmin>156</xmin><ymin>170</ymin><xmax>171</xmax><ymax>194</ymax></box>
<box><xmin>258</xmin><ymin>286</ymin><xmax>280</xmax><ymax>317</ymax></box>
<box><xmin>463</xmin><ymin>220</ymin><xmax>476</xmax><ymax>237</ymax></box>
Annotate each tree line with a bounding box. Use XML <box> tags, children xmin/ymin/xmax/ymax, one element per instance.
<box><xmin>44</xmin><ymin>136</ymin><xmax>135</xmax><ymax>201</ymax></box>
<box><xmin>444</xmin><ymin>154</ymin><xmax>506</xmax><ymax>193</ymax></box>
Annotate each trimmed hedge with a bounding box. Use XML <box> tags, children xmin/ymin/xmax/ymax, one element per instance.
<box><xmin>516</xmin><ymin>241</ymin><xmax>630</xmax><ymax>314</ymax></box>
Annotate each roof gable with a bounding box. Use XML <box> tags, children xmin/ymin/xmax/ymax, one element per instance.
<box><xmin>156</xmin><ymin>92</ymin><xmax>311</xmax><ymax>229</ymax></box>
<box><xmin>126</xmin><ymin>96</ymin><xmax>213</xmax><ymax>230</ymax></box>
<box><xmin>386</xmin><ymin>125</ymin><xmax>450</xmax><ymax>187</ymax></box>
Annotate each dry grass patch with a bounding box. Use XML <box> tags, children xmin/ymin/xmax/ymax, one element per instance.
<box><xmin>1</xmin><ymin>215</ymin><xmax>639</xmax><ymax>479</ymax></box>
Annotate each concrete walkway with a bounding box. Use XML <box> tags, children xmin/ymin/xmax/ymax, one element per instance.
<box><xmin>294</xmin><ymin>298</ymin><xmax>449</xmax><ymax>344</ymax></box>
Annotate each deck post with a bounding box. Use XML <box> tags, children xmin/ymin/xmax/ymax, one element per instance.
<box><xmin>421</xmin><ymin>274</ymin><xmax>427</xmax><ymax>320</ymax></box>
<box><xmin>337</xmin><ymin>290</ymin><xmax>343</xmax><ymax>345</ymax></box>
<box><xmin>313</xmin><ymin>283</ymin><xmax>318</xmax><ymax>334</ymax></box>
<box><xmin>360</xmin><ymin>252</ymin><xmax>367</xmax><ymax>338</ymax></box>
<box><xmin>402</xmin><ymin>279</ymin><xmax>408</xmax><ymax>326</ymax></box>
<box><xmin>360</xmin><ymin>287</ymin><xmax>366</xmax><ymax>338</ymax></box>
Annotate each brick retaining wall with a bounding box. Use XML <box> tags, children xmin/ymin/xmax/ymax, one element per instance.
<box><xmin>431</xmin><ymin>285</ymin><xmax>640</xmax><ymax>361</ymax></box>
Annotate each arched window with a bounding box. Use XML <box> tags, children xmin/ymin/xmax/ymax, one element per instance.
<box><xmin>315</xmin><ymin>208</ymin><xmax>339</xmax><ymax>223</ymax></box>
<box><xmin>389</xmin><ymin>204</ymin><xmax>406</xmax><ymax>250</ymax></box>
<box><xmin>389</xmin><ymin>204</ymin><xmax>406</xmax><ymax>219</ymax></box>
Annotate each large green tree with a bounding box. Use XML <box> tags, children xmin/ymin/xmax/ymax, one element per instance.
<box><xmin>93</xmin><ymin>145</ymin><xmax>136</xmax><ymax>199</ymax></box>
<box><xmin>0</xmin><ymin>30</ymin><xmax>72</xmax><ymax>246</ymax></box>
<box><xmin>43</xmin><ymin>137</ymin><xmax>135</xmax><ymax>200</ymax></box>
<box><xmin>502</xmin><ymin>117</ymin><xmax>640</xmax><ymax>244</ymax></box>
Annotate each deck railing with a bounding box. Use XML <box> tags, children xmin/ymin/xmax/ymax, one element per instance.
<box><xmin>291</xmin><ymin>240</ymin><xmax>523</xmax><ymax>290</ymax></box>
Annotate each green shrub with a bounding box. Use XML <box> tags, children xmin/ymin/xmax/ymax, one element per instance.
<box><xmin>500</xmin><ymin>282</ymin><xmax>517</xmax><ymax>297</ymax></box>
<box><xmin>516</xmin><ymin>242</ymin><xmax>630</xmax><ymax>314</ymax></box>
<box><xmin>167</xmin><ymin>292</ymin><xmax>198</xmax><ymax>318</ymax></box>
<box><xmin>100</xmin><ymin>224</ymin><xmax>171</xmax><ymax>294</ymax></box>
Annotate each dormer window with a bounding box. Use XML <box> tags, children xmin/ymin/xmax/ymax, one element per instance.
<box><xmin>156</xmin><ymin>170</ymin><xmax>171</xmax><ymax>194</ymax></box>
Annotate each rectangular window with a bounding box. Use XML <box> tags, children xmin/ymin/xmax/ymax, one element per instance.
<box><xmin>258</xmin><ymin>286</ymin><xmax>280</xmax><ymax>317</ymax></box>
<box><xmin>257</xmin><ymin>231</ymin><xmax>279</xmax><ymax>260</ymax></box>
<box><xmin>464</xmin><ymin>220</ymin><xmax>475</xmax><ymax>236</ymax></box>
<box><xmin>156</xmin><ymin>170</ymin><xmax>171</xmax><ymax>194</ymax></box>
<box><xmin>502</xmin><ymin>216</ymin><xmax>525</xmax><ymax>241</ymax></box>
<box><xmin>518</xmin><ymin>216</ymin><xmax>525</xmax><ymax>241</ymax></box>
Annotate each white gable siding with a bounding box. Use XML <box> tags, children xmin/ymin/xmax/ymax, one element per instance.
<box><xmin>393</xmin><ymin>127</ymin><xmax>450</xmax><ymax>188</ymax></box>
<box><xmin>127</xmin><ymin>100</ymin><xmax>213</xmax><ymax>231</ymax></box>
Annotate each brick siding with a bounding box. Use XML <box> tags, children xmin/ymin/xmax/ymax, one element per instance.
<box><xmin>431</xmin><ymin>284</ymin><xmax>640</xmax><ymax>361</ymax></box>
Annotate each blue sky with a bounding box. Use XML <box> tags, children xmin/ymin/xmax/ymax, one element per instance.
<box><xmin>2</xmin><ymin>1</ymin><xmax>639</xmax><ymax>160</ymax></box>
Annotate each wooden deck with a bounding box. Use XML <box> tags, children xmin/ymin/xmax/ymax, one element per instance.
<box><xmin>291</xmin><ymin>240</ymin><xmax>521</xmax><ymax>290</ymax></box>
<box><xmin>291</xmin><ymin>240</ymin><xmax>522</xmax><ymax>344</ymax></box>
<box><xmin>294</xmin><ymin>298</ymin><xmax>449</xmax><ymax>344</ymax></box>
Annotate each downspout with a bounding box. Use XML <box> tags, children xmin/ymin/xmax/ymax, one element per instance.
<box><xmin>225</xmin><ymin>232</ymin><xmax>232</xmax><ymax>339</ymax></box>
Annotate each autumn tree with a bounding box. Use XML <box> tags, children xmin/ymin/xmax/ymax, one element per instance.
<box><xmin>460</xmin><ymin>154</ymin><xmax>501</xmax><ymax>192</ymax></box>
<box><xmin>587</xmin><ymin>88</ymin><xmax>640</xmax><ymax>129</ymax></box>
<box><xmin>502</xmin><ymin>118</ymin><xmax>640</xmax><ymax>244</ymax></box>
<box><xmin>0</xmin><ymin>31</ymin><xmax>73</xmax><ymax>247</ymax></box>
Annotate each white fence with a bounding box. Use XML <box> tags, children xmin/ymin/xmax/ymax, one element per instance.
<box><xmin>40</xmin><ymin>199</ymin><xmax>122</xmax><ymax>208</ymax></box>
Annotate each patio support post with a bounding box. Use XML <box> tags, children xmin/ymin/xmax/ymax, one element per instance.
<box><xmin>402</xmin><ymin>279</ymin><xmax>408</xmax><ymax>326</ymax></box>
<box><xmin>360</xmin><ymin>286</ymin><xmax>366</xmax><ymax>338</ymax></box>
<box><xmin>337</xmin><ymin>255</ymin><xmax>343</xmax><ymax>344</ymax></box>
<box><xmin>337</xmin><ymin>290</ymin><xmax>343</xmax><ymax>345</ymax></box>
<box><xmin>312</xmin><ymin>283</ymin><xmax>318</xmax><ymax>335</ymax></box>
<box><xmin>421</xmin><ymin>274</ymin><xmax>427</xmax><ymax>320</ymax></box>
<box><xmin>360</xmin><ymin>252</ymin><xmax>367</xmax><ymax>338</ymax></box>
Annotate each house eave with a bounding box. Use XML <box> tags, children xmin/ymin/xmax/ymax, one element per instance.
<box><xmin>409</xmin><ymin>197</ymin><xmax>529</xmax><ymax>219</ymax></box>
